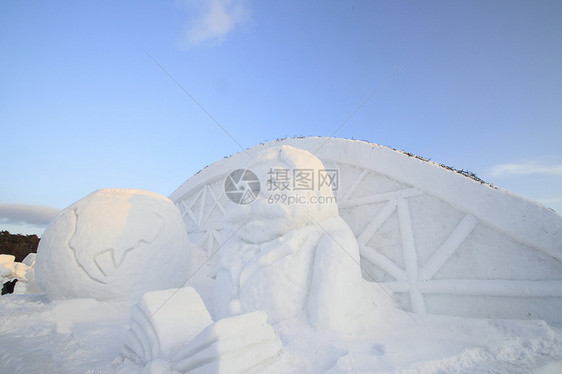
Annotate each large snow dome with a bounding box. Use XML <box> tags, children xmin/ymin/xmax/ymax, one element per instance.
<box><xmin>170</xmin><ymin>137</ymin><xmax>562</xmax><ymax>323</ymax></box>
<box><xmin>35</xmin><ymin>189</ymin><xmax>193</xmax><ymax>301</ymax></box>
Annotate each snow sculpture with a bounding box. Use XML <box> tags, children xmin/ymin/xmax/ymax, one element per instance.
<box><xmin>35</xmin><ymin>189</ymin><xmax>193</xmax><ymax>301</ymax></box>
<box><xmin>171</xmin><ymin>137</ymin><xmax>562</xmax><ymax>323</ymax></box>
<box><xmin>0</xmin><ymin>255</ymin><xmax>16</xmax><ymax>280</ymax></box>
<box><xmin>214</xmin><ymin>145</ymin><xmax>378</xmax><ymax>333</ymax></box>
<box><xmin>0</xmin><ymin>253</ymin><xmax>39</xmax><ymax>294</ymax></box>
<box><xmin>123</xmin><ymin>287</ymin><xmax>212</xmax><ymax>366</ymax></box>
<box><xmin>122</xmin><ymin>287</ymin><xmax>282</xmax><ymax>374</ymax></box>
<box><xmin>1</xmin><ymin>254</ymin><xmax>17</xmax><ymax>294</ymax></box>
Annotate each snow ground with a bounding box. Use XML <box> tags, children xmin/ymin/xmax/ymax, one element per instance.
<box><xmin>1</xmin><ymin>292</ymin><xmax>561</xmax><ymax>374</ymax></box>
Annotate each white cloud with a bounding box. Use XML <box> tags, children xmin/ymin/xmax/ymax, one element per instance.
<box><xmin>0</xmin><ymin>204</ymin><xmax>60</xmax><ymax>227</ymax></box>
<box><xmin>489</xmin><ymin>162</ymin><xmax>562</xmax><ymax>177</ymax></box>
<box><xmin>181</xmin><ymin>0</ymin><xmax>250</xmax><ymax>46</ymax></box>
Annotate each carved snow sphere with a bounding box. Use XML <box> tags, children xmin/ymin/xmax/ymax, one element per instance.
<box><xmin>35</xmin><ymin>189</ymin><xmax>192</xmax><ymax>301</ymax></box>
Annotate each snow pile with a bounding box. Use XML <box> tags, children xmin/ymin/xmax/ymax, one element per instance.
<box><xmin>35</xmin><ymin>189</ymin><xmax>194</xmax><ymax>302</ymax></box>
<box><xmin>0</xmin><ymin>253</ymin><xmax>39</xmax><ymax>294</ymax></box>
<box><xmin>122</xmin><ymin>287</ymin><xmax>282</xmax><ymax>373</ymax></box>
<box><xmin>215</xmin><ymin>145</ymin><xmax>394</xmax><ymax>333</ymax></box>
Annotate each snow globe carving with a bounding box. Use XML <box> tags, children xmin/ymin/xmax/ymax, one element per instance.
<box><xmin>35</xmin><ymin>189</ymin><xmax>193</xmax><ymax>301</ymax></box>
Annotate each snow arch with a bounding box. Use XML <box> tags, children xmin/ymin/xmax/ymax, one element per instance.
<box><xmin>170</xmin><ymin>137</ymin><xmax>562</xmax><ymax>322</ymax></box>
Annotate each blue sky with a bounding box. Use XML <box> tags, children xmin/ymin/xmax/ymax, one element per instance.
<box><xmin>1</xmin><ymin>0</ymin><xmax>561</xmax><ymax>236</ymax></box>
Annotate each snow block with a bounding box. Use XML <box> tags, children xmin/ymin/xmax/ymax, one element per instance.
<box><xmin>35</xmin><ymin>189</ymin><xmax>194</xmax><ymax>301</ymax></box>
<box><xmin>0</xmin><ymin>254</ymin><xmax>15</xmax><ymax>279</ymax></box>
<box><xmin>122</xmin><ymin>287</ymin><xmax>212</xmax><ymax>365</ymax></box>
<box><xmin>123</xmin><ymin>290</ymin><xmax>282</xmax><ymax>374</ymax></box>
<box><xmin>170</xmin><ymin>137</ymin><xmax>562</xmax><ymax>323</ymax></box>
<box><xmin>171</xmin><ymin>311</ymin><xmax>283</xmax><ymax>374</ymax></box>
<box><xmin>0</xmin><ymin>254</ymin><xmax>15</xmax><ymax>266</ymax></box>
<box><xmin>0</xmin><ymin>253</ymin><xmax>37</xmax><ymax>294</ymax></box>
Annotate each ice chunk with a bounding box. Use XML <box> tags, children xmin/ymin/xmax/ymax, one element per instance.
<box><xmin>34</xmin><ymin>189</ymin><xmax>194</xmax><ymax>301</ymax></box>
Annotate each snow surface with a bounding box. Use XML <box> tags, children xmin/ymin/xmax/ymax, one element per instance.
<box><xmin>0</xmin><ymin>293</ymin><xmax>561</xmax><ymax>373</ymax></box>
<box><xmin>34</xmin><ymin>189</ymin><xmax>194</xmax><ymax>302</ymax></box>
<box><xmin>1</xmin><ymin>142</ymin><xmax>562</xmax><ymax>373</ymax></box>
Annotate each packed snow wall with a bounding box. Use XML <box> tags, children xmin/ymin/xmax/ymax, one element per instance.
<box><xmin>170</xmin><ymin>137</ymin><xmax>562</xmax><ymax>323</ymax></box>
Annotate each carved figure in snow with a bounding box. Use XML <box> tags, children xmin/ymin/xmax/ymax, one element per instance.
<box><xmin>215</xmin><ymin>146</ymin><xmax>378</xmax><ymax>333</ymax></box>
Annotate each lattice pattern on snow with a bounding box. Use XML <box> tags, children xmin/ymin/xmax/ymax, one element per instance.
<box><xmin>177</xmin><ymin>183</ymin><xmax>227</xmax><ymax>256</ymax></box>
<box><xmin>173</xmin><ymin>160</ymin><xmax>562</xmax><ymax>316</ymax></box>
<box><xmin>333</xmin><ymin>163</ymin><xmax>562</xmax><ymax>315</ymax></box>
